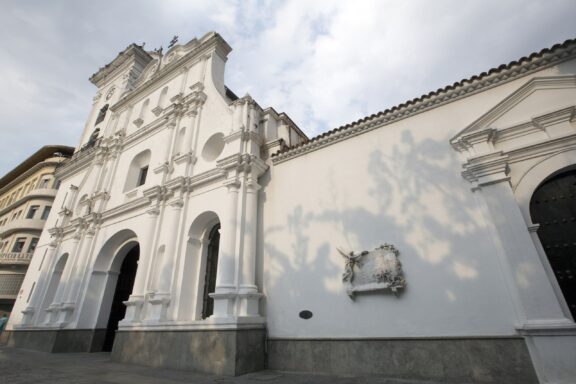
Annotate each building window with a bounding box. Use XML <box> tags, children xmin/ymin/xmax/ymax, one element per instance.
<box><xmin>138</xmin><ymin>166</ymin><xmax>149</xmax><ymax>187</ymax></box>
<box><xmin>27</xmin><ymin>205</ymin><xmax>40</xmax><ymax>219</ymax></box>
<box><xmin>95</xmin><ymin>104</ymin><xmax>109</xmax><ymax>126</ymax></box>
<box><xmin>123</xmin><ymin>149</ymin><xmax>151</xmax><ymax>192</ymax></box>
<box><xmin>39</xmin><ymin>178</ymin><xmax>50</xmax><ymax>189</ymax></box>
<box><xmin>27</xmin><ymin>238</ymin><xmax>39</xmax><ymax>253</ymax></box>
<box><xmin>12</xmin><ymin>238</ymin><xmax>26</xmax><ymax>253</ymax></box>
<box><xmin>41</xmin><ymin>206</ymin><xmax>52</xmax><ymax>220</ymax></box>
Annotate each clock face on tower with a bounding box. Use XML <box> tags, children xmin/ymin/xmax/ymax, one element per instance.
<box><xmin>105</xmin><ymin>87</ymin><xmax>115</xmax><ymax>100</ymax></box>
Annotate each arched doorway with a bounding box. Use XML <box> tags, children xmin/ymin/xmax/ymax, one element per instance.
<box><xmin>102</xmin><ymin>244</ymin><xmax>139</xmax><ymax>351</ymax></box>
<box><xmin>530</xmin><ymin>169</ymin><xmax>576</xmax><ymax>320</ymax></box>
<box><xmin>177</xmin><ymin>211</ymin><xmax>220</xmax><ymax>321</ymax></box>
<box><xmin>201</xmin><ymin>223</ymin><xmax>220</xmax><ymax>319</ymax></box>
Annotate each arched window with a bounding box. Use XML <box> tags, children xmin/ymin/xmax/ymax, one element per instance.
<box><xmin>158</xmin><ymin>87</ymin><xmax>169</xmax><ymax>108</ymax></box>
<box><xmin>95</xmin><ymin>104</ymin><xmax>109</xmax><ymax>126</ymax></box>
<box><xmin>530</xmin><ymin>169</ymin><xmax>576</xmax><ymax>319</ymax></box>
<box><xmin>123</xmin><ymin>150</ymin><xmax>151</xmax><ymax>192</ymax></box>
<box><xmin>139</xmin><ymin>99</ymin><xmax>149</xmax><ymax>119</ymax></box>
<box><xmin>201</xmin><ymin>223</ymin><xmax>220</xmax><ymax>319</ymax></box>
<box><xmin>76</xmin><ymin>194</ymin><xmax>89</xmax><ymax>217</ymax></box>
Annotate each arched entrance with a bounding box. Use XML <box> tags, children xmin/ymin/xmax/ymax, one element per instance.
<box><xmin>177</xmin><ymin>211</ymin><xmax>220</xmax><ymax>321</ymax></box>
<box><xmin>530</xmin><ymin>169</ymin><xmax>576</xmax><ymax>320</ymax></box>
<box><xmin>201</xmin><ymin>223</ymin><xmax>220</xmax><ymax>319</ymax></box>
<box><xmin>102</xmin><ymin>243</ymin><xmax>139</xmax><ymax>351</ymax></box>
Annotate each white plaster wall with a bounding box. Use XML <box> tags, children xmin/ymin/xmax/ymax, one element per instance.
<box><xmin>262</xmin><ymin>66</ymin><xmax>569</xmax><ymax>339</ymax></box>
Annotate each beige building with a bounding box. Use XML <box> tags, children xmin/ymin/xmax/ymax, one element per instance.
<box><xmin>0</xmin><ymin>146</ymin><xmax>73</xmax><ymax>315</ymax></box>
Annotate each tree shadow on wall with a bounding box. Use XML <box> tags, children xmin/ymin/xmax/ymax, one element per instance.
<box><xmin>260</xmin><ymin>129</ymin><xmax>517</xmax><ymax>335</ymax></box>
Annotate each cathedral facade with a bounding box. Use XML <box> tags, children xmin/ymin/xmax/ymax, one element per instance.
<box><xmin>3</xmin><ymin>32</ymin><xmax>576</xmax><ymax>383</ymax></box>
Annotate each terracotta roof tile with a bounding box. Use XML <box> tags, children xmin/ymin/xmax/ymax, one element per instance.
<box><xmin>272</xmin><ymin>38</ymin><xmax>576</xmax><ymax>160</ymax></box>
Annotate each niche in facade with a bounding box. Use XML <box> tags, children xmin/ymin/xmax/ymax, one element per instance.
<box><xmin>123</xmin><ymin>150</ymin><xmax>151</xmax><ymax>192</ymax></box>
<box><xmin>201</xmin><ymin>133</ymin><xmax>225</xmax><ymax>162</ymax></box>
<box><xmin>95</xmin><ymin>104</ymin><xmax>109</xmax><ymax>126</ymax></box>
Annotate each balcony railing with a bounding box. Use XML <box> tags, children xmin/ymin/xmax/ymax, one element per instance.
<box><xmin>0</xmin><ymin>273</ymin><xmax>25</xmax><ymax>299</ymax></box>
<box><xmin>0</xmin><ymin>252</ymin><xmax>33</xmax><ymax>265</ymax></box>
<box><xmin>0</xmin><ymin>218</ymin><xmax>46</xmax><ymax>238</ymax></box>
<box><xmin>0</xmin><ymin>188</ymin><xmax>58</xmax><ymax>217</ymax></box>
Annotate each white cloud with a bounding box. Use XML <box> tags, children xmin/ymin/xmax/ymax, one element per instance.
<box><xmin>0</xmin><ymin>0</ymin><xmax>574</xmax><ymax>175</ymax></box>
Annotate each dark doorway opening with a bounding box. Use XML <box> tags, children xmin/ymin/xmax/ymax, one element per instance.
<box><xmin>530</xmin><ymin>170</ymin><xmax>576</xmax><ymax>320</ymax></box>
<box><xmin>202</xmin><ymin>224</ymin><xmax>220</xmax><ymax>319</ymax></box>
<box><xmin>102</xmin><ymin>244</ymin><xmax>139</xmax><ymax>351</ymax></box>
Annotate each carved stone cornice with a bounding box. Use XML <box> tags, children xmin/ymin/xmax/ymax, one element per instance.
<box><xmin>142</xmin><ymin>185</ymin><xmax>169</xmax><ymax>202</ymax></box>
<box><xmin>48</xmin><ymin>226</ymin><xmax>64</xmax><ymax>240</ymax></box>
<box><xmin>216</xmin><ymin>154</ymin><xmax>242</xmax><ymax>171</ymax></box>
<box><xmin>56</xmin><ymin>147</ymin><xmax>98</xmax><ymax>179</ymax></box>
<box><xmin>224</xmin><ymin>127</ymin><xmax>264</xmax><ymax>146</ymax></box>
<box><xmin>153</xmin><ymin>161</ymin><xmax>172</xmax><ymax>175</ymax></box>
<box><xmin>165</xmin><ymin>176</ymin><xmax>186</xmax><ymax>197</ymax></box>
<box><xmin>451</xmin><ymin>129</ymin><xmax>497</xmax><ymax>154</ymax></box>
<box><xmin>453</xmin><ymin>76</ymin><xmax>576</xmax><ymax>141</ymax></box>
<box><xmin>168</xmin><ymin>197</ymin><xmax>184</xmax><ymax>209</ymax></box>
<box><xmin>90</xmin><ymin>43</ymin><xmax>152</xmax><ymax>88</ymax></box>
<box><xmin>173</xmin><ymin>151</ymin><xmax>197</xmax><ymax>165</ymax></box>
<box><xmin>133</xmin><ymin>117</ymin><xmax>144</xmax><ymax>128</ymax></box>
<box><xmin>110</xmin><ymin>32</ymin><xmax>229</xmax><ymax>113</ymax></box>
<box><xmin>121</xmin><ymin>116</ymin><xmax>169</xmax><ymax>150</ymax></box>
<box><xmin>242</xmin><ymin>155</ymin><xmax>268</xmax><ymax>178</ymax></box>
<box><xmin>231</xmin><ymin>94</ymin><xmax>257</xmax><ymax>108</ymax></box>
<box><xmin>188</xmin><ymin>168</ymin><xmax>226</xmax><ymax>190</ymax></box>
<box><xmin>461</xmin><ymin>152</ymin><xmax>510</xmax><ymax>187</ymax></box>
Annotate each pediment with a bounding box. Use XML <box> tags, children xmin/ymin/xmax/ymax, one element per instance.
<box><xmin>451</xmin><ymin>75</ymin><xmax>576</xmax><ymax>148</ymax></box>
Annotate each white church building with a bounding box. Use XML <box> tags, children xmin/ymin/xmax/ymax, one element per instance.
<box><xmin>2</xmin><ymin>32</ymin><xmax>576</xmax><ymax>383</ymax></box>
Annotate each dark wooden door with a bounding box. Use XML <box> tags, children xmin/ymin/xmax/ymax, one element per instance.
<box><xmin>202</xmin><ymin>224</ymin><xmax>220</xmax><ymax>319</ymax></box>
<box><xmin>102</xmin><ymin>244</ymin><xmax>139</xmax><ymax>351</ymax></box>
<box><xmin>530</xmin><ymin>170</ymin><xmax>576</xmax><ymax>319</ymax></box>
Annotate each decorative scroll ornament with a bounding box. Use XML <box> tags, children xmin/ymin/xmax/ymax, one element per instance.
<box><xmin>338</xmin><ymin>244</ymin><xmax>406</xmax><ymax>299</ymax></box>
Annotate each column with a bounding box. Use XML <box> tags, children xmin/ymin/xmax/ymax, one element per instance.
<box><xmin>211</xmin><ymin>179</ymin><xmax>240</xmax><ymax>317</ymax></box>
<box><xmin>20</xmin><ymin>245</ymin><xmax>57</xmax><ymax>326</ymax></box>
<box><xmin>182</xmin><ymin>110</ymin><xmax>197</xmax><ymax>157</ymax></box>
<box><xmin>145</xmin><ymin>198</ymin><xmax>183</xmax><ymax>323</ymax></box>
<box><xmin>49</xmin><ymin>235</ymin><xmax>81</xmax><ymax>325</ymax></box>
<box><xmin>478</xmin><ymin>179</ymin><xmax>571</xmax><ymax>323</ymax></box>
<box><xmin>63</xmin><ymin>229</ymin><xmax>96</xmax><ymax>305</ymax></box>
<box><xmin>122</xmin><ymin>206</ymin><xmax>159</xmax><ymax>323</ymax></box>
<box><xmin>238</xmin><ymin>173</ymin><xmax>262</xmax><ymax>316</ymax></box>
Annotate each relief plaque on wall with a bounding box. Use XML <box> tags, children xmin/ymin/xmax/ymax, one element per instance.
<box><xmin>338</xmin><ymin>244</ymin><xmax>406</xmax><ymax>299</ymax></box>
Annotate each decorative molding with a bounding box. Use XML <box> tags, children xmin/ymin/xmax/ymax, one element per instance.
<box><xmin>133</xmin><ymin>117</ymin><xmax>144</xmax><ymax>127</ymax></box>
<box><xmin>173</xmin><ymin>151</ymin><xmax>197</xmax><ymax>165</ymax></box>
<box><xmin>110</xmin><ymin>33</ymin><xmax>230</xmax><ymax>113</ymax></box>
<box><xmin>452</xmin><ymin>76</ymin><xmax>576</xmax><ymax>142</ymax></box>
<box><xmin>461</xmin><ymin>152</ymin><xmax>510</xmax><ymax>186</ymax></box>
<box><xmin>338</xmin><ymin>244</ymin><xmax>406</xmax><ymax>299</ymax></box>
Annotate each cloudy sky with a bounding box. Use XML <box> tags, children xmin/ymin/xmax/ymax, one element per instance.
<box><xmin>0</xmin><ymin>0</ymin><xmax>574</xmax><ymax>175</ymax></box>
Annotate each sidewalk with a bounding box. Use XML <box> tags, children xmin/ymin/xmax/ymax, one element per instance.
<box><xmin>0</xmin><ymin>346</ymin><xmax>454</xmax><ymax>384</ymax></box>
